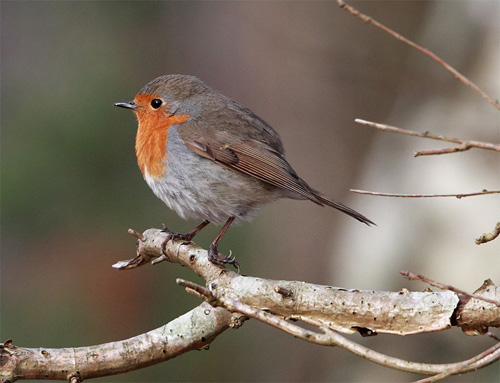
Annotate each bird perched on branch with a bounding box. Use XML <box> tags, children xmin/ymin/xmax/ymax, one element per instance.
<box><xmin>115</xmin><ymin>75</ymin><xmax>374</xmax><ymax>269</ymax></box>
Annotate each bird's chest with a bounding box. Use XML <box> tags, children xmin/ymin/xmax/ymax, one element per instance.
<box><xmin>135</xmin><ymin>111</ymin><xmax>191</xmax><ymax>181</ymax></box>
<box><xmin>135</xmin><ymin>113</ymin><xmax>169</xmax><ymax>181</ymax></box>
<box><xmin>138</xmin><ymin>126</ymin><xmax>202</xmax><ymax>217</ymax></box>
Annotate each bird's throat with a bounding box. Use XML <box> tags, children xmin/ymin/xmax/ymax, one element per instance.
<box><xmin>135</xmin><ymin>111</ymin><xmax>190</xmax><ymax>181</ymax></box>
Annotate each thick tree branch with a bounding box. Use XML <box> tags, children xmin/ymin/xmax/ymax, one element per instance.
<box><xmin>178</xmin><ymin>279</ymin><xmax>500</xmax><ymax>377</ymax></box>
<box><xmin>0</xmin><ymin>303</ymin><xmax>234</xmax><ymax>382</ymax></box>
<box><xmin>118</xmin><ymin>229</ymin><xmax>500</xmax><ymax>336</ymax></box>
<box><xmin>114</xmin><ymin>229</ymin><xmax>475</xmax><ymax>335</ymax></box>
<box><xmin>2</xmin><ymin>229</ymin><xmax>498</xmax><ymax>381</ymax></box>
<box><xmin>401</xmin><ymin>271</ymin><xmax>500</xmax><ymax>307</ymax></box>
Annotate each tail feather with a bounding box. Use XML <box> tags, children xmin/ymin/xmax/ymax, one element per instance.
<box><xmin>281</xmin><ymin>174</ymin><xmax>375</xmax><ymax>226</ymax></box>
<box><xmin>312</xmin><ymin>190</ymin><xmax>375</xmax><ymax>226</ymax></box>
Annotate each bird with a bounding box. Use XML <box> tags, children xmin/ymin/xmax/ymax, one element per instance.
<box><xmin>115</xmin><ymin>74</ymin><xmax>374</xmax><ymax>269</ymax></box>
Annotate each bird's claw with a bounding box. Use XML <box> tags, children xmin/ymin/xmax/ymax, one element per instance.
<box><xmin>168</xmin><ymin>230</ymin><xmax>195</xmax><ymax>242</ymax></box>
<box><xmin>161</xmin><ymin>229</ymin><xmax>196</xmax><ymax>256</ymax></box>
<box><xmin>208</xmin><ymin>246</ymin><xmax>240</xmax><ymax>272</ymax></box>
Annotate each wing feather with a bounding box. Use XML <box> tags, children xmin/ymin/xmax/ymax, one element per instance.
<box><xmin>184</xmin><ymin>139</ymin><xmax>322</xmax><ymax>204</ymax></box>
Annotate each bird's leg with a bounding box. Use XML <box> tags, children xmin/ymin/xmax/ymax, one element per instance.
<box><xmin>161</xmin><ymin>220</ymin><xmax>210</xmax><ymax>254</ymax></box>
<box><xmin>208</xmin><ymin>217</ymin><xmax>240</xmax><ymax>271</ymax></box>
<box><xmin>167</xmin><ymin>220</ymin><xmax>211</xmax><ymax>242</ymax></box>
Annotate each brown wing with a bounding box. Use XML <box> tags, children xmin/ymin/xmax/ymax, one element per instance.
<box><xmin>184</xmin><ymin>138</ymin><xmax>323</xmax><ymax>205</ymax></box>
<box><xmin>176</xmin><ymin>99</ymin><xmax>374</xmax><ymax>225</ymax></box>
<box><xmin>184</xmin><ymin>138</ymin><xmax>375</xmax><ymax>225</ymax></box>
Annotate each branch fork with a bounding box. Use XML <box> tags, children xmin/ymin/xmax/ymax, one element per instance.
<box><xmin>2</xmin><ymin>228</ymin><xmax>499</xmax><ymax>382</ymax></box>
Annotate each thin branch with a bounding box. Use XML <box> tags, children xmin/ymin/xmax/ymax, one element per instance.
<box><xmin>274</xmin><ymin>285</ymin><xmax>293</xmax><ymax>298</ymax></box>
<box><xmin>350</xmin><ymin>193</ymin><xmax>500</xmax><ymax>246</ymax></box>
<box><xmin>351</xmin><ymin>189</ymin><xmax>500</xmax><ymax>199</ymax></box>
<box><xmin>488</xmin><ymin>331</ymin><xmax>500</xmax><ymax>342</ymax></box>
<box><xmin>401</xmin><ymin>271</ymin><xmax>500</xmax><ymax>307</ymax></box>
<box><xmin>355</xmin><ymin>119</ymin><xmax>500</xmax><ymax>155</ymax></box>
<box><xmin>178</xmin><ymin>279</ymin><xmax>500</xmax><ymax>377</ymax></box>
<box><xmin>476</xmin><ymin>222</ymin><xmax>500</xmax><ymax>245</ymax></box>
<box><xmin>127</xmin><ymin>228</ymin><xmax>144</xmax><ymax>241</ymax></box>
<box><xmin>416</xmin><ymin>144</ymin><xmax>472</xmax><ymax>157</ymax></box>
<box><xmin>337</xmin><ymin>0</ymin><xmax>500</xmax><ymax>110</ymax></box>
<box><xmin>415</xmin><ymin>341</ymin><xmax>500</xmax><ymax>383</ymax></box>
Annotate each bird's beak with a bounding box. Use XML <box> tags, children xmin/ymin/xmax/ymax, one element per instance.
<box><xmin>114</xmin><ymin>101</ymin><xmax>139</xmax><ymax>110</ymax></box>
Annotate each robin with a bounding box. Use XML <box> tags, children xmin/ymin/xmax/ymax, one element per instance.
<box><xmin>115</xmin><ymin>75</ymin><xmax>374</xmax><ymax>269</ymax></box>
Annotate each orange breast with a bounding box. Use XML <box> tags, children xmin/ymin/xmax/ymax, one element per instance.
<box><xmin>134</xmin><ymin>97</ymin><xmax>190</xmax><ymax>180</ymax></box>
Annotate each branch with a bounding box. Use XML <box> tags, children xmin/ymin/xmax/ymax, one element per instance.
<box><xmin>337</xmin><ymin>0</ymin><xmax>500</xmax><ymax>110</ymax></box>
<box><xmin>415</xmin><ymin>341</ymin><xmax>500</xmax><ymax>383</ymax></box>
<box><xmin>349</xmin><ymin>191</ymin><xmax>500</xmax><ymax>245</ymax></box>
<box><xmin>401</xmin><ymin>271</ymin><xmax>500</xmax><ymax>307</ymax></box>
<box><xmin>114</xmin><ymin>229</ymin><xmax>462</xmax><ymax>335</ymax></box>
<box><xmin>3</xmin><ymin>229</ymin><xmax>499</xmax><ymax>380</ymax></box>
<box><xmin>355</xmin><ymin>119</ymin><xmax>500</xmax><ymax>156</ymax></box>
<box><xmin>0</xmin><ymin>303</ymin><xmax>234</xmax><ymax>382</ymax></box>
<box><xmin>118</xmin><ymin>229</ymin><xmax>499</xmax><ymax>338</ymax></box>
<box><xmin>476</xmin><ymin>222</ymin><xmax>500</xmax><ymax>245</ymax></box>
<box><xmin>178</xmin><ymin>279</ymin><xmax>500</xmax><ymax>377</ymax></box>
<box><xmin>400</xmin><ymin>272</ymin><xmax>500</xmax><ymax>336</ymax></box>
<box><xmin>351</xmin><ymin>189</ymin><xmax>500</xmax><ymax>199</ymax></box>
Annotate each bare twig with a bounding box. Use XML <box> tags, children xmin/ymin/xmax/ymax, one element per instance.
<box><xmin>337</xmin><ymin>0</ymin><xmax>500</xmax><ymax>110</ymax></box>
<box><xmin>351</xmin><ymin>189</ymin><xmax>500</xmax><ymax>199</ymax></box>
<box><xmin>127</xmin><ymin>228</ymin><xmax>144</xmax><ymax>241</ymax></box>
<box><xmin>355</xmin><ymin>119</ymin><xmax>500</xmax><ymax>155</ymax></box>
<box><xmin>416</xmin><ymin>144</ymin><xmax>473</xmax><ymax>157</ymax></box>
<box><xmin>476</xmin><ymin>222</ymin><xmax>500</xmax><ymax>245</ymax></box>
<box><xmin>416</xmin><ymin>341</ymin><xmax>500</xmax><ymax>383</ymax></box>
<box><xmin>401</xmin><ymin>271</ymin><xmax>500</xmax><ymax>307</ymax></box>
<box><xmin>488</xmin><ymin>331</ymin><xmax>500</xmax><ymax>342</ymax></box>
<box><xmin>274</xmin><ymin>285</ymin><xmax>293</xmax><ymax>297</ymax></box>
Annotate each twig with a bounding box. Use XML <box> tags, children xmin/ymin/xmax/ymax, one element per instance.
<box><xmin>415</xmin><ymin>341</ymin><xmax>500</xmax><ymax>383</ymax></box>
<box><xmin>488</xmin><ymin>331</ymin><xmax>500</xmax><ymax>342</ymax></box>
<box><xmin>351</xmin><ymin>189</ymin><xmax>500</xmax><ymax>199</ymax></box>
<box><xmin>337</xmin><ymin>0</ymin><xmax>500</xmax><ymax>110</ymax></box>
<box><xmin>401</xmin><ymin>271</ymin><xmax>500</xmax><ymax>307</ymax></box>
<box><xmin>178</xmin><ymin>279</ymin><xmax>500</xmax><ymax>376</ymax></box>
<box><xmin>416</xmin><ymin>144</ymin><xmax>472</xmax><ymax>157</ymax></box>
<box><xmin>476</xmin><ymin>222</ymin><xmax>500</xmax><ymax>245</ymax></box>
<box><xmin>275</xmin><ymin>285</ymin><xmax>293</xmax><ymax>298</ymax></box>
<box><xmin>355</xmin><ymin>119</ymin><xmax>500</xmax><ymax>155</ymax></box>
<box><xmin>128</xmin><ymin>228</ymin><xmax>144</xmax><ymax>241</ymax></box>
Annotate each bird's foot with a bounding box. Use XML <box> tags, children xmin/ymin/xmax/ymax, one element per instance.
<box><xmin>160</xmin><ymin>227</ymin><xmax>195</xmax><ymax>256</ymax></box>
<box><xmin>208</xmin><ymin>244</ymin><xmax>240</xmax><ymax>272</ymax></box>
<box><xmin>161</xmin><ymin>226</ymin><xmax>196</xmax><ymax>242</ymax></box>
<box><xmin>161</xmin><ymin>221</ymin><xmax>211</xmax><ymax>257</ymax></box>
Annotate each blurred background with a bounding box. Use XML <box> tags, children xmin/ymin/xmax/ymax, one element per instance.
<box><xmin>1</xmin><ymin>1</ymin><xmax>499</xmax><ymax>382</ymax></box>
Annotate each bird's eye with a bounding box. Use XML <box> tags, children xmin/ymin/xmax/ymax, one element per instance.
<box><xmin>151</xmin><ymin>99</ymin><xmax>163</xmax><ymax>109</ymax></box>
